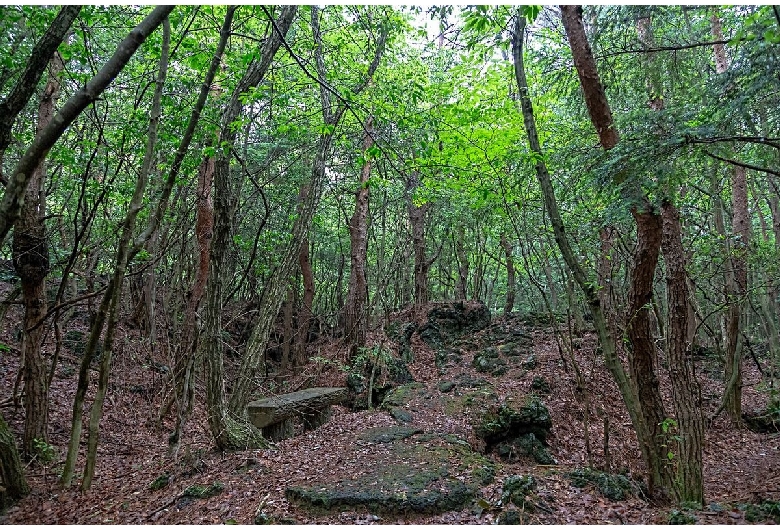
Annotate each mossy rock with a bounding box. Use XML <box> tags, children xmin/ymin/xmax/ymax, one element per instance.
<box><xmin>286</xmin><ymin>434</ymin><xmax>493</xmax><ymax>515</ymax></box>
<box><xmin>501</xmin><ymin>475</ymin><xmax>537</xmax><ymax>506</ymax></box>
<box><xmin>530</xmin><ymin>376</ymin><xmax>551</xmax><ymax>394</ymax></box>
<box><xmin>497</xmin><ymin>433</ymin><xmax>555</xmax><ymax>465</ymax></box>
<box><xmin>358</xmin><ymin>426</ymin><xmax>422</xmax><ymax>444</ymax></box>
<box><xmin>497</xmin><ymin>509</ymin><xmax>525</xmax><ymax>525</ymax></box>
<box><xmin>568</xmin><ymin>468</ymin><xmax>639</xmax><ymax>501</ymax></box>
<box><xmin>437</xmin><ymin>381</ymin><xmax>456</xmax><ymax>393</ymax></box>
<box><xmin>389</xmin><ymin>407</ymin><xmax>413</xmax><ymax>424</ymax></box>
<box><xmin>668</xmin><ymin>509</ymin><xmax>697</xmax><ymax>524</ymax></box>
<box><xmin>381</xmin><ymin>382</ymin><xmax>427</xmax><ymax>409</ymax></box>
<box><xmin>475</xmin><ymin>396</ymin><xmax>552</xmax><ymax>448</ymax></box>
<box><xmin>472</xmin><ymin>347</ymin><xmax>508</xmax><ymax>376</ymax></box>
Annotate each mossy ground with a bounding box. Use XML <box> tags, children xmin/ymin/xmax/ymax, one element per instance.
<box><xmin>286</xmin><ymin>430</ymin><xmax>494</xmax><ymax>515</ymax></box>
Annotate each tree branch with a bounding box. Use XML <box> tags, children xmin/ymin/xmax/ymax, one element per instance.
<box><xmin>704</xmin><ymin>151</ymin><xmax>780</xmax><ymax>178</ymax></box>
<box><xmin>0</xmin><ymin>5</ymin><xmax>176</xmax><ymax>245</ymax></box>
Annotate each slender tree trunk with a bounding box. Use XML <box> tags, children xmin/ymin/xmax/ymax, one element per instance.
<box><xmin>455</xmin><ymin>224</ymin><xmax>469</xmax><ymax>300</ymax></box>
<box><xmin>166</xmin><ymin>152</ymin><xmax>214</xmax><ymax>453</ymax></box>
<box><xmin>13</xmin><ymin>50</ymin><xmax>63</xmax><ymax>458</ymax></box>
<box><xmin>724</xmin><ymin>165</ymin><xmax>749</xmax><ymax>420</ymax></box>
<box><xmin>500</xmin><ymin>232</ymin><xmax>516</xmax><ymax>314</ymax></box>
<box><xmin>711</xmin><ymin>10</ymin><xmax>748</xmax><ymax>422</ymax></box>
<box><xmin>345</xmin><ymin>117</ymin><xmax>374</xmax><ymax>357</ymax></box>
<box><xmin>203</xmin><ymin>5</ymin><xmax>298</xmax><ymax>450</ymax></box>
<box><xmin>296</xmin><ymin>185</ymin><xmax>315</xmax><ymax>370</ymax></box>
<box><xmin>0</xmin><ymin>5</ymin><xmax>80</xmax><ymax>182</ymax></box>
<box><xmin>514</xmin><ymin>14</ymin><xmax>644</xmax><ymax>472</ymax></box>
<box><xmin>61</xmin><ymin>15</ymin><xmax>171</xmax><ymax>489</ymax></box>
<box><xmin>560</xmin><ymin>5</ymin><xmax>673</xmax><ymax>498</ymax></box>
<box><xmin>407</xmin><ymin>171</ymin><xmax>430</xmax><ymax>307</ymax></box>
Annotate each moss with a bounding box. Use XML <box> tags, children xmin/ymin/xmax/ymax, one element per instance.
<box><xmin>743</xmin><ymin>500</ymin><xmax>780</xmax><ymax>523</ymax></box>
<box><xmin>568</xmin><ymin>468</ymin><xmax>638</xmax><ymax>501</ymax></box>
<box><xmin>381</xmin><ymin>382</ymin><xmax>427</xmax><ymax>408</ymax></box>
<box><xmin>182</xmin><ymin>482</ymin><xmax>224</xmax><ymax>499</ymax></box>
<box><xmin>502</xmin><ymin>475</ymin><xmax>536</xmax><ymax>506</ymax></box>
<box><xmin>148</xmin><ymin>474</ymin><xmax>170</xmax><ymax>491</ymax></box>
<box><xmin>287</xmin><ymin>433</ymin><xmax>493</xmax><ymax>515</ymax></box>
<box><xmin>668</xmin><ymin>509</ymin><xmax>697</xmax><ymax>524</ymax></box>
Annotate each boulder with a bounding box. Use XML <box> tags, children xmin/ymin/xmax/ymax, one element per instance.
<box><xmin>474</xmin><ymin>396</ymin><xmax>554</xmax><ymax>464</ymax></box>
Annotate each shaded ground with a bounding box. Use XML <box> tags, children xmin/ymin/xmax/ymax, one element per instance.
<box><xmin>1</xmin><ymin>298</ymin><xmax>778</xmax><ymax>524</ymax></box>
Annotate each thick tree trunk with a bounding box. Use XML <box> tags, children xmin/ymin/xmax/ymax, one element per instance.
<box><xmin>661</xmin><ymin>201</ymin><xmax>704</xmax><ymax>504</ymax></box>
<box><xmin>13</xmin><ymin>50</ymin><xmax>63</xmax><ymax>458</ymax></box>
<box><xmin>639</xmin><ymin>13</ymin><xmax>704</xmax><ymax>503</ymax></box>
<box><xmin>345</xmin><ymin>117</ymin><xmax>374</xmax><ymax>357</ymax></box>
<box><xmin>0</xmin><ymin>412</ymin><xmax>29</xmax><ymax>509</ymax></box>
<box><xmin>560</xmin><ymin>5</ymin><xmax>674</xmax><ymax>499</ymax></box>
<box><xmin>500</xmin><ymin>232</ymin><xmax>516</xmax><ymax>314</ymax></box>
<box><xmin>626</xmin><ymin>208</ymin><xmax>669</xmax><ymax>496</ymax></box>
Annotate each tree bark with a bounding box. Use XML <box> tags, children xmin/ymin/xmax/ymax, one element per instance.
<box><xmin>0</xmin><ymin>5</ymin><xmax>175</xmax><ymax>244</ymax></box>
<box><xmin>559</xmin><ymin>5</ymin><xmax>619</xmax><ymax>150</ymax></box>
<box><xmin>455</xmin><ymin>224</ymin><xmax>469</xmax><ymax>301</ymax></box>
<box><xmin>12</xmin><ymin>50</ymin><xmax>63</xmax><ymax>458</ymax></box>
<box><xmin>407</xmin><ymin>171</ymin><xmax>431</xmax><ymax>307</ymax></box>
<box><xmin>0</xmin><ymin>412</ymin><xmax>29</xmax><ymax>509</ymax></box>
<box><xmin>345</xmin><ymin>117</ymin><xmax>374</xmax><ymax>357</ymax></box>
<box><xmin>500</xmin><ymin>232</ymin><xmax>516</xmax><ymax>314</ymax></box>
<box><xmin>711</xmin><ymin>9</ymin><xmax>748</xmax><ymax>422</ymax></box>
<box><xmin>661</xmin><ymin>200</ymin><xmax>704</xmax><ymax>504</ymax></box>
<box><xmin>296</xmin><ymin>185</ymin><xmax>315</xmax><ymax>370</ymax></box>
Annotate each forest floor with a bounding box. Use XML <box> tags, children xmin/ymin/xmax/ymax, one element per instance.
<box><xmin>1</xmin><ymin>297</ymin><xmax>779</xmax><ymax>525</ymax></box>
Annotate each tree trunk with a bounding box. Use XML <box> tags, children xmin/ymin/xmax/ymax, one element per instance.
<box><xmin>407</xmin><ymin>171</ymin><xmax>430</xmax><ymax>307</ymax></box>
<box><xmin>626</xmin><ymin>208</ymin><xmax>669</xmax><ymax>496</ymax></box>
<box><xmin>0</xmin><ymin>412</ymin><xmax>29</xmax><ymax>509</ymax></box>
<box><xmin>661</xmin><ymin>200</ymin><xmax>704</xmax><ymax>504</ymax></box>
<box><xmin>500</xmin><ymin>232</ymin><xmax>516</xmax><ymax>314</ymax></box>
<box><xmin>61</xmin><ymin>15</ymin><xmax>171</xmax><ymax>489</ymax></box>
<box><xmin>345</xmin><ymin>117</ymin><xmax>374</xmax><ymax>357</ymax></box>
<box><xmin>560</xmin><ymin>5</ymin><xmax>673</xmax><ymax>498</ymax></box>
<box><xmin>514</xmin><ymin>14</ymin><xmax>644</xmax><ymax>474</ymax></box>
<box><xmin>724</xmin><ymin>165</ymin><xmax>749</xmax><ymax>421</ymax></box>
<box><xmin>12</xmin><ymin>50</ymin><xmax>63</xmax><ymax>458</ymax></box>
<box><xmin>0</xmin><ymin>6</ymin><xmax>80</xmax><ymax>182</ymax></box>
<box><xmin>455</xmin><ymin>224</ymin><xmax>469</xmax><ymax>300</ymax></box>
<box><xmin>296</xmin><ymin>185</ymin><xmax>315</xmax><ymax>370</ymax></box>
<box><xmin>167</xmin><ymin>151</ymin><xmax>214</xmax><ymax>453</ymax></box>
<box><xmin>711</xmin><ymin>10</ymin><xmax>748</xmax><ymax>422</ymax></box>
